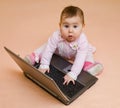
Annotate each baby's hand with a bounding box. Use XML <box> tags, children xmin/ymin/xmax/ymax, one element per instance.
<box><xmin>63</xmin><ymin>74</ymin><xmax>75</xmax><ymax>85</ymax></box>
<box><xmin>38</xmin><ymin>68</ymin><xmax>49</xmax><ymax>73</ymax></box>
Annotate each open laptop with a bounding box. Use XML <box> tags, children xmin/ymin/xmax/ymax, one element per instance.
<box><xmin>4</xmin><ymin>47</ymin><xmax>98</xmax><ymax>105</ymax></box>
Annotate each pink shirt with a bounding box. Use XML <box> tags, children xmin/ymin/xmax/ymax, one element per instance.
<box><xmin>40</xmin><ymin>30</ymin><xmax>95</xmax><ymax>80</ymax></box>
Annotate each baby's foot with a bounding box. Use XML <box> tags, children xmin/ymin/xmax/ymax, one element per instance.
<box><xmin>24</xmin><ymin>53</ymin><xmax>36</xmax><ymax>65</ymax></box>
<box><xmin>85</xmin><ymin>62</ymin><xmax>103</xmax><ymax>76</ymax></box>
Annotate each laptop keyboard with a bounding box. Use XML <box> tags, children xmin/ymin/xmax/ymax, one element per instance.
<box><xmin>45</xmin><ymin>65</ymin><xmax>85</xmax><ymax>98</ymax></box>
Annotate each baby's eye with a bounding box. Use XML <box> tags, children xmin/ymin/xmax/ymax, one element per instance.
<box><xmin>73</xmin><ymin>25</ymin><xmax>78</xmax><ymax>28</ymax></box>
<box><xmin>64</xmin><ymin>25</ymin><xmax>69</xmax><ymax>28</ymax></box>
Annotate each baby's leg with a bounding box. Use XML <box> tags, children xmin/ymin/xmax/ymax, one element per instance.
<box><xmin>24</xmin><ymin>43</ymin><xmax>47</xmax><ymax>66</ymax></box>
<box><xmin>33</xmin><ymin>43</ymin><xmax>47</xmax><ymax>61</ymax></box>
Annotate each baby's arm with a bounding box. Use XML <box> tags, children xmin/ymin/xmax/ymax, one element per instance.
<box><xmin>67</xmin><ymin>34</ymin><xmax>89</xmax><ymax>80</ymax></box>
<box><xmin>39</xmin><ymin>31</ymin><xmax>59</xmax><ymax>72</ymax></box>
<box><xmin>63</xmin><ymin>48</ymin><xmax>88</xmax><ymax>85</ymax></box>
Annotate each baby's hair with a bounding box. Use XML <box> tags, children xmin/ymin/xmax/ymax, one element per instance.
<box><xmin>60</xmin><ymin>6</ymin><xmax>85</xmax><ymax>25</ymax></box>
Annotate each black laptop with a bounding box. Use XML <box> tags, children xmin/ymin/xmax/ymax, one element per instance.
<box><xmin>4</xmin><ymin>47</ymin><xmax>98</xmax><ymax>105</ymax></box>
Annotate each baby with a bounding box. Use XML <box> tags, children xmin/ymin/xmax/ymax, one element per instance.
<box><xmin>24</xmin><ymin>6</ymin><xmax>103</xmax><ymax>85</ymax></box>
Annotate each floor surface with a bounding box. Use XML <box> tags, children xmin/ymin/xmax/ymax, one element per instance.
<box><xmin>0</xmin><ymin>0</ymin><xmax>120</xmax><ymax>108</ymax></box>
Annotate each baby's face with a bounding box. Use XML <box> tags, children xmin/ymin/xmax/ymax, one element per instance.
<box><xmin>60</xmin><ymin>16</ymin><xmax>84</xmax><ymax>42</ymax></box>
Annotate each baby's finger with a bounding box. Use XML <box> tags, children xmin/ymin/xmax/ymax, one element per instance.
<box><xmin>72</xmin><ymin>80</ymin><xmax>75</xmax><ymax>85</ymax></box>
<box><xmin>66</xmin><ymin>80</ymin><xmax>70</xmax><ymax>85</ymax></box>
<box><xmin>63</xmin><ymin>79</ymin><xmax>68</xmax><ymax>85</ymax></box>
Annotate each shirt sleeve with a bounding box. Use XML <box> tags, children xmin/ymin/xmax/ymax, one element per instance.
<box><xmin>67</xmin><ymin>33</ymin><xmax>89</xmax><ymax>80</ymax></box>
<box><xmin>39</xmin><ymin>31</ymin><xmax>60</xmax><ymax>69</ymax></box>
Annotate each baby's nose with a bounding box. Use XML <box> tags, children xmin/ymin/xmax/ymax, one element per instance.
<box><xmin>69</xmin><ymin>27</ymin><xmax>73</xmax><ymax>33</ymax></box>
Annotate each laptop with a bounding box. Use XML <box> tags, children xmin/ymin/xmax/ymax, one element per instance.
<box><xmin>4</xmin><ymin>47</ymin><xmax>98</xmax><ymax>105</ymax></box>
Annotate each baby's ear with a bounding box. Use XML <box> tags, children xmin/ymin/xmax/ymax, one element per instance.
<box><xmin>59</xmin><ymin>22</ymin><xmax>61</xmax><ymax>27</ymax></box>
<box><xmin>82</xmin><ymin>23</ymin><xmax>85</xmax><ymax>27</ymax></box>
<box><xmin>82</xmin><ymin>24</ymin><xmax>85</xmax><ymax>30</ymax></box>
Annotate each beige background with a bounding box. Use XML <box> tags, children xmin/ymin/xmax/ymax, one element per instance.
<box><xmin>0</xmin><ymin>0</ymin><xmax>120</xmax><ymax>108</ymax></box>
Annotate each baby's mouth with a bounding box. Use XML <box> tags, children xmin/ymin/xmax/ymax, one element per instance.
<box><xmin>68</xmin><ymin>35</ymin><xmax>73</xmax><ymax>38</ymax></box>
<box><xmin>67</xmin><ymin>35</ymin><xmax>74</xmax><ymax>42</ymax></box>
